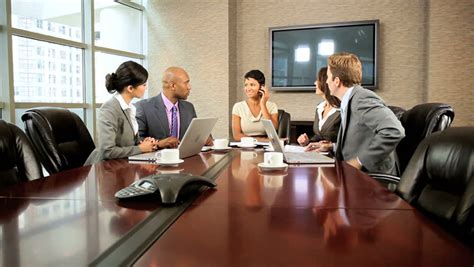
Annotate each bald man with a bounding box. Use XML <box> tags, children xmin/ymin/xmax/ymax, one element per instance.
<box><xmin>135</xmin><ymin>67</ymin><xmax>197</xmax><ymax>149</ymax></box>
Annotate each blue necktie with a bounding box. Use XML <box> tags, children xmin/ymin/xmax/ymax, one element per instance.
<box><xmin>170</xmin><ymin>106</ymin><xmax>178</xmax><ymax>138</ymax></box>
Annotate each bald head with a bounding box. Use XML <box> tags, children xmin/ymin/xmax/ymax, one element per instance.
<box><xmin>161</xmin><ymin>66</ymin><xmax>191</xmax><ymax>102</ymax></box>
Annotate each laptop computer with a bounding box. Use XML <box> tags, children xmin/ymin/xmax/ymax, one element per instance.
<box><xmin>129</xmin><ymin>117</ymin><xmax>218</xmax><ymax>161</ymax></box>
<box><xmin>261</xmin><ymin>119</ymin><xmax>335</xmax><ymax>164</ymax></box>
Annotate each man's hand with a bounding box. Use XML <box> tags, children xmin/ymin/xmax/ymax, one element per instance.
<box><xmin>205</xmin><ymin>136</ymin><xmax>213</xmax><ymax>146</ymax></box>
<box><xmin>158</xmin><ymin>137</ymin><xmax>180</xmax><ymax>148</ymax></box>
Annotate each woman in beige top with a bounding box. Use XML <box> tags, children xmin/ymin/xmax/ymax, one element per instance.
<box><xmin>232</xmin><ymin>70</ymin><xmax>279</xmax><ymax>141</ymax></box>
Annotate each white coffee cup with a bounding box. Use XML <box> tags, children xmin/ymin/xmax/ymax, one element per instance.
<box><xmin>241</xmin><ymin>137</ymin><xmax>256</xmax><ymax>146</ymax></box>
<box><xmin>214</xmin><ymin>138</ymin><xmax>228</xmax><ymax>149</ymax></box>
<box><xmin>155</xmin><ymin>149</ymin><xmax>180</xmax><ymax>162</ymax></box>
<box><xmin>264</xmin><ymin>152</ymin><xmax>284</xmax><ymax>166</ymax></box>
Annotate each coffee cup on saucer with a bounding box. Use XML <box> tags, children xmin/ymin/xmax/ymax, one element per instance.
<box><xmin>213</xmin><ymin>138</ymin><xmax>229</xmax><ymax>149</ymax></box>
<box><xmin>264</xmin><ymin>152</ymin><xmax>284</xmax><ymax>166</ymax></box>
<box><xmin>156</xmin><ymin>148</ymin><xmax>180</xmax><ymax>163</ymax></box>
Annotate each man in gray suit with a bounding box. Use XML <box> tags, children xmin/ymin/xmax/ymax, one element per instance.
<box><xmin>309</xmin><ymin>52</ymin><xmax>405</xmax><ymax>175</ymax></box>
<box><xmin>136</xmin><ymin>67</ymin><xmax>206</xmax><ymax>149</ymax></box>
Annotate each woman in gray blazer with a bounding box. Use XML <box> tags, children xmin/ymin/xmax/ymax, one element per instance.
<box><xmin>297</xmin><ymin>67</ymin><xmax>341</xmax><ymax>146</ymax></box>
<box><xmin>85</xmin><ymin>61</ymin><xmax>158</xmax><ymax>165</ymax></box>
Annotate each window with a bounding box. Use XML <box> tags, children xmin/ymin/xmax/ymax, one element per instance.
<box><xmin>12</xmin><ymin>36</ymin><xmax>83</xmax><ymax>103</ymax></box>
<box><xmin>95</xmin><ymin>52</ymin><xmax>143</xmax><ymax>103</ymax></box>
<box><xmin>12</xmin><ymin>0</ymin><xmax>82</xmax><ymax>42</ymax></box>
<box><xmin>2</xmin><ymin>0</ymin><xmax>146</xmax><ymax>137</ymax></box>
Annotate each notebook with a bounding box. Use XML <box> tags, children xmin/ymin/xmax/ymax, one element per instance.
<box><xmin>261</xmin><ymin>119</ymin><xmax>335</xmax><ymax>164</ymax></box>
<box><xmin>129</xmin><ymin>117</ymin><xmax>218</xmax><ymax>162</ymax></box>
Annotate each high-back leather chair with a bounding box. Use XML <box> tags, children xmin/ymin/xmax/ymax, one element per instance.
<box><xmin>0</xmin><ymin>120</ymin><xmax>43</xmax><ymax>187</ymax></box>
<box><xmin>388</xmin><ymin>105</ymin><xmax>406</xmax><ymax>120</ymax></box>
<box><xmin>396</xmin><ymin>103</ymin><xmax>454</xmax><ymax>175</ymax></box>
<box><xmin>277</xmin><ymin>109</ymin><xmax>291</xmax><ymax>140</ymax></box>
<box><xmin>21</xmin><ymin>107</ymin><xmax>95</xmax><ymax>174</ymax></box>
<box><xmin>396</xmin><ymin>127</ymin><xmax>473</xmax><ymax>246</ymax></box>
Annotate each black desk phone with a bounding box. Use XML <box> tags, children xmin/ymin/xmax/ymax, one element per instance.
<box><xmin>115</xmin><ymin>173</ymin><xmax>217</xmax><ymax>204</ymax></box>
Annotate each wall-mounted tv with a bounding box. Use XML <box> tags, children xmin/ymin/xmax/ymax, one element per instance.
<box><xmin>270</xmin><ymin>20</ymin><xmax>378</xmax><ymax>91</ymax></box>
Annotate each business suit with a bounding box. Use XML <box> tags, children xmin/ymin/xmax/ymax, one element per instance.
<box><xmin>336</xmin><ymin>85</ymin><xmax>405</xmax><ymax>175</ymax></box>
<box><xmin>136</xmin><ymin>93</ymin><xmax>197</xmax><ymax>140</ymax></box>
<box><xmin>85</xmin><ymin>97</ymin><xmax>142</xmax><ymax>165</ymax></box>
<box><xmin>310</xmin><ymin>104</ymin><xmax>341</xmax><ymax>143</ymax></box>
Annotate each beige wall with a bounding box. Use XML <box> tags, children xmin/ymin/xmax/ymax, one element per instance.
<box><xmin>147</xmin><ymin>0</ymin><xmax>231</xmax><ymax>138</ymax></box>
<box><xmin>147</xmin><ymin>0</ymin><xmax>473</xmax><ymax>139</ymax></box>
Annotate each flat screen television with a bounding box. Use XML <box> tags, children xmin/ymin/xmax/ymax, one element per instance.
<box><xmin>270</xmin><ymin>20</ymin><xmax>378</xmax><ymax>91</ymax></box>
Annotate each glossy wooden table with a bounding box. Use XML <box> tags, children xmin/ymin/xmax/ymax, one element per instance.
<box><xmin>0</xmin><ymin>150</ymin><xmax>472</xmax><ymax>266</ymax></box>
<box><xmin>135</xmin><ymin>150</ymin><xmax>473</xmax><ymax>267</ymax></box>
<box><xmin>0</xmin><ymin>152</ymin><xmax>220</xmax><ymax>266</ymax></box>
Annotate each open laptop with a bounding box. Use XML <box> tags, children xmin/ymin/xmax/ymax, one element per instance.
<box><xmin>129</xmin><ymin>117</ymin><xmax>218</xmax><ymax>161</ymax></box>
<box><xmin>261</xmin><ymin>119</ymin><xmax>334</xmax><ymax>164</ymax></box>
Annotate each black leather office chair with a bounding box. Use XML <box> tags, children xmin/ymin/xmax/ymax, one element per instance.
<box><xmin>395</xmin><ymin>127</ymin><xmax>474</xmax><ymax>246</ymax></box>
<box><xmin>277</xmin><ymin>109</ymin><xmax>291</xmax><ymax>140</ymax></box>
<box><xmin>388</xmin><ymin>105</ymin><xmax>406</xmax><ymax>120</ymax></box>
<box><xmin>21</xmin><ymin>107</ymin><xmax>95</xmax><ymax>174</ymax></box>
<box><xmin>0</xmin><ymin>120</ymin><xmax>43</xmax><ymax>188</ymax></box>
<box><xmin>373</xmin><ymin>103</ymin><xmax>455</xmax><ymax>185</ymax></box>
<box><xmin>397</xmin><ymin>103</ymin><xmax>454</xmax><ymax>175</ymax></box>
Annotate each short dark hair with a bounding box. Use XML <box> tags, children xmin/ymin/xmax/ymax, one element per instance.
<box><xmin>244</xmin><ymin>69</ymin><xmax>265</xmax><ymax>86</ymax></box>
<box><xmin>105</xmin><ymin>61</ymin><xmax>148</xmax><ymax>94</ymax></box>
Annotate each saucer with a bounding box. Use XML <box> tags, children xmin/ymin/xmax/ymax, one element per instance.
<box><xmin>257</xmin><ymin>162</ymin><xmax>288</xmax><ymax>171</ymax></box>
<box><xmin>237</xmin><ymin>143</ymin><xmax>257</xmax><ymax>148</ymax></box>
<box><xmin>156</xmin><ymin>159</ymin><xmax>184</xmax><ymax>166</ymax></box>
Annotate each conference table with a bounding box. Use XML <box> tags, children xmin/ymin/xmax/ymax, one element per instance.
<box><xmin>0</xmin><ymin>149</ymin><xmax>472</xmax><ymax>266</ymax></box>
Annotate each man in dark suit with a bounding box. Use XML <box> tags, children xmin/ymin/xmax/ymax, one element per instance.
<box><xmin>136</xmin><ymin>66</ymin><xmax>198</xmax><ymax>149</ymax></box>
<box><xmin>310</xmin><ymin>52</ymin><xmax>405</xmax><ymax>175</ymax></box>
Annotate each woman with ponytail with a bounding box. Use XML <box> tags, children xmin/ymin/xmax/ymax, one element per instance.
<box><xmin>85</xmin><ymin>61</ymin><xmax>158</xmax><ymax>165</ymax></box>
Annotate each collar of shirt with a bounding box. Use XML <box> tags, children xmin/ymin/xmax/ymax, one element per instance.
<box><xmin>316</xmin><ymin>100</ymin><xmax>340</xmax><ymax>119</ymax></box>
<box><xmin>339</xmin><ymin>86</ymin><xmax>355</xmax><ymax>116</ymax></box>
<box><xmin>114</xmin><ymin>93</ymin><xmax>138</xmax><ymax>134</ymax></box>
<box><xmin>161</xmin><ymin>92</ymin><xmax>179</xmax><ymax>112</ymax></box>
<box><xmin>114</xmin><ymin>93</ymin><xmax>136</xmax><ymax>114</ymax></box>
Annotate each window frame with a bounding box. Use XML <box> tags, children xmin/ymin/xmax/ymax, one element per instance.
<box><xmin>0</xmin><ymin>0</ymin><xmax>146</xmax><ymax>138</ymax></box>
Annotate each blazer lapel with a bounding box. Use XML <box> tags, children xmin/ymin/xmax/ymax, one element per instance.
<box><xmin>154</xmin><ymin>93</ymin><xmax>170</xmax><ymax>135</ymax></box>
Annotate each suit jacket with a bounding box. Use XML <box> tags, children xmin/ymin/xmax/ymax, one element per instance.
<box><xmin>336</xmin><ymin>85</ymin><xmax>405</xmax><ymax>175</ymax></box>
<box><xmin>136</xmin><ymin>93</ymin><xmax>197</xmax><ymax>140</ymax></box>
<box><xmin>85</xmin><ymin>97</ymin><xmax>142</xmax><ymax>165</ymax></box>
<box><xmin>310</xmin><ymin>104</ymin><xmax>341</xmax><ymax>143</ymax></box>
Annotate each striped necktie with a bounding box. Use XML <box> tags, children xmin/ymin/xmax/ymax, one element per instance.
<box><xmin>170</xmin><ymin>106</ymin><xmax>178</xmax><ymax>138</ymax></box>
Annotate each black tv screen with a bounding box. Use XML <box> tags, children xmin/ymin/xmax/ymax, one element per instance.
<box><xmin>270</xmin><ymin>20</ymin><xmax>378</xmax><ymax>91</ymax></box>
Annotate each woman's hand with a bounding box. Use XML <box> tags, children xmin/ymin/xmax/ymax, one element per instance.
<box><xmin>259</xmin><ymin>86</ymin><xmax>270</xmax><ymax>106</ymax></box>
<box><xmin>139</xmin><ymin>137</ymin><xmax>157</xmax><ymax>152</ymax></box>
<box><xmin>297</xmin><ymin>133</ymin><xmax>310</xmax><ymax>146</ymax></box>
<box><xmin>304</xmin><ymin>140</ymin><xmax>332</xmax><ymax>152</ymax></box>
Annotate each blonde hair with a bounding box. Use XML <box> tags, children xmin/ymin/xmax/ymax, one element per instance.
<box><xmin>328</xmin><ymin>52</ymin><xmax>362</xmax><ymax>87</ymax></box>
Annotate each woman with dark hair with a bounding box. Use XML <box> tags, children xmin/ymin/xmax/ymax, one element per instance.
<box><xmin>297</xmin><ymin>67</ymin><xmax>341</xmax><ymax>146</ymax></box>
<box><xmin>85</xmin><ymin>61</ymin><xmax>158</xmax><ymax>165</ymax></box>
<box><xmin>232</xmin><ymin>70</ymin><xmax>279</xmax><ymax>141</ymax></box>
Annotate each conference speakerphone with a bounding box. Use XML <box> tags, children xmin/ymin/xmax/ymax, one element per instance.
<box><xmin>115</xmin><ymin>173</ymin><xmax>217</xmax><ymax>204</ymax></box>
